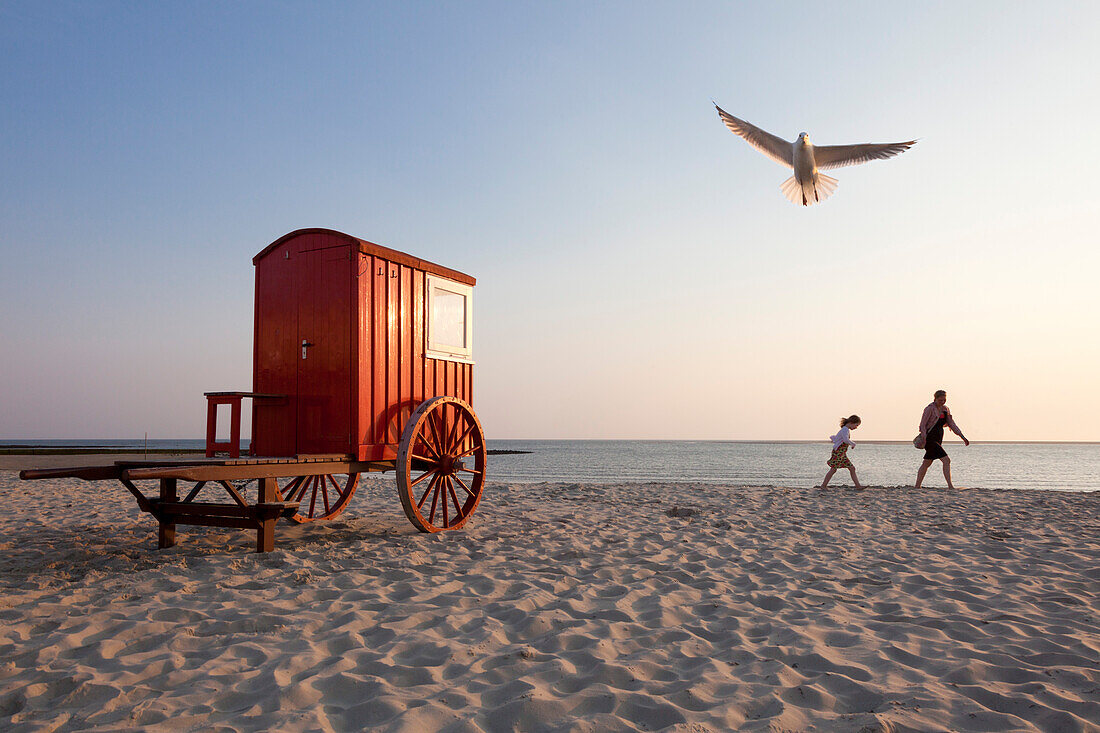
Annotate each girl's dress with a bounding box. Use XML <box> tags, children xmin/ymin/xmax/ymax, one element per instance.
<box><xmin>828</xmin><ymin>427</ymin><xmax>854</xmax><ymax>469</ymax></box>
<box><xmin>923</xmin><ymin>413</ymin><xmax>949</xmax><ymax>460</ymax></box>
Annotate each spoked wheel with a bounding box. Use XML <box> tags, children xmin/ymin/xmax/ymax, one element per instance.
<box><xmin>277</xmin><ymin>473</ymin><xmax>360</xmax><ymax>523</ymax></box>
<box><xmin>397</xmin><ymin>396</ymin><xmax>486</xmax><ymax>532</ymax></box>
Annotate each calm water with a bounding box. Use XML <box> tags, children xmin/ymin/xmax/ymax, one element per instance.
<box><xmin>1</xmin><ymin>439</ymin><xmax>215</xmax><ymax>451</ymax></box>
<box><xmin>485</xmin><ymin>440</ymin><xmax>1100</xmax><ymax>492</ymax></box>
<box><xmin>5</xmin><ymin>439</ymin><xmax>1098</xmax><ymax>492</ymax></box>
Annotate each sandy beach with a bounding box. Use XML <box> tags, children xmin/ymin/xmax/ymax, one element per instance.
<box><xmin>0</xmin><ymin>464</ymin><xmax>1097</xmax><ymax>732</ymax></box>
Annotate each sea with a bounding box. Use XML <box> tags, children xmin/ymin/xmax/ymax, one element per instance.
<box><xmin>4</xmin><ymin>439</ymin><xmax>1098</xmax><ymax>492</ymax></box>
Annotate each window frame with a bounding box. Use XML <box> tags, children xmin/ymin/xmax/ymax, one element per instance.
<box><xmin>425</xmin><ymin>275</ymin><xmax>474</xmax><ymax>363</ymax></box>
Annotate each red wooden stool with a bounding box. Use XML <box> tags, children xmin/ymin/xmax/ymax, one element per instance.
<box><xmin>204</xmin><ymin>392</ymin><xmax>284</xmax><ymax>457</ymax></box>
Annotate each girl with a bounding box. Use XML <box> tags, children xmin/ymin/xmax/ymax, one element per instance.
<box><xmin>821</xmin><ymin>415</ymin><xmax>864</xmax><ymax>489</ymax></box>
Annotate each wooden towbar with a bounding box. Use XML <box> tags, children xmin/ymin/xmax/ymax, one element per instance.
<box><xmin>20</xmin><ymin>465</ymin><xmax>123</xmax><ymax>481</ymax></box>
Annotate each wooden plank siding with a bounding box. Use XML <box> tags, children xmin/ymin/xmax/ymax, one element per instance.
<box><xmin>356</xmin><ymin>253</ymin><xmax>373</xmax><ymax>450</ymax></box>
<box><xmin>349</xmin><ymin>248</ymin><xmax>360</xmax><ymax>456</ymax></box>
<box><xmin>385</xmin><ymin>261</ymin><xmax>400</xmax><ymax>445</ymax></box>
<box><xmin>412</xmin><ymin>269</ymin><xmax>425</xmax><ymax>431</ymax></box>
<box><xmin>399</xmin><ymin>265</ymin><xmax>414</xmax><ymax>443</ymax></box>
<box><xmin>371</xmin><ymin>256</ymin><xmax>387</xmax><ymax>450</ymax></box>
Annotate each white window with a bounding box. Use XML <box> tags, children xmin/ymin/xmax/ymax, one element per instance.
<box><xmin>426</xmin><ymin>275</ymin><xmax>473</xmax><ymax>362</ymax></box>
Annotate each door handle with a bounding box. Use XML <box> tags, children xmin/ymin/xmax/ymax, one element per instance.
<box><xmin>301</xmin><ymin>339</ymin><xmax>314</xmax><ymax>359</ymax></box>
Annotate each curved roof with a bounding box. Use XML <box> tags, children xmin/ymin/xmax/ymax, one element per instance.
<box><xmin>253</xmin><ymin>228</ymin><xmax>475</xmax><ymax>286</ymax></box>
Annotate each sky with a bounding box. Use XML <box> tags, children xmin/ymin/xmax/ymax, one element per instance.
<box><xmin>2</xmin><ymin>1</ymin><xmax>1099</xmax><ymax>442</ymax></box>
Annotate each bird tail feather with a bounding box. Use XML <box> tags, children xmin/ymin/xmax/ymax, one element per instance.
<box><xmin>780</xmin><ymin>173</ymin><xmax>839</xmax><ymax>206</ymax></box>
<box><xmin>816</xmin><ymin>173</ymin><xmax>838</xmax><ymax>199</ymax></box>
<box><xmin>780</xmin><ymin>176</ymin><xmax>801</xmax><ymax>203</ymax></box>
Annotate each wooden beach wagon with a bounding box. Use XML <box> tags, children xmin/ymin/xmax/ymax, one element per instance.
<box><xmin>21</xmin><ymin>228</ymin><xmax>487</xmax><ymax>552</ymax></box>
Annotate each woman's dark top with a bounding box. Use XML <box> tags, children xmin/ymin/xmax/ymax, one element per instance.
<box><xmin>923</xmin><ymin>413</ymin><xmax>949</xmax><ymax>460</ymax></box>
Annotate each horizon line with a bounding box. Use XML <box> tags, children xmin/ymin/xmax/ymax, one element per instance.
<box><xmin>2</xmin><ymin>438</ymin><xmax>1098</xmax><ymax>446</ymax></box>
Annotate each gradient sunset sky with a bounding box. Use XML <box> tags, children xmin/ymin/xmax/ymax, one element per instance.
<box><xmin>2</xmin><ymin>2</ymin><xmax>1098</xmax><ymax>441</ymax></box>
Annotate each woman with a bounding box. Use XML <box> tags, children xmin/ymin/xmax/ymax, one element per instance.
<box><xmin>915</xmin><ymin>389</ymin><xmax>969</xmax><ymax>489</ymax></box>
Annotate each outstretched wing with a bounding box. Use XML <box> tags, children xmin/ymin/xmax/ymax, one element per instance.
<box><xmin>714</xmin><ymin>104</ymin><xmax>793</xmax><ymax>168</ymax></box>
<box><xmin>813</xmin><ymin>140</ymin><xmax>917</xmax><ymax>170</ymax></box>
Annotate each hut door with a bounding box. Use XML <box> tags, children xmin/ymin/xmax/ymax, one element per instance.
<box><xmin>294</xmin><ymin>246</ymin><xmax>352</xmax><ymax>454</ymax></box>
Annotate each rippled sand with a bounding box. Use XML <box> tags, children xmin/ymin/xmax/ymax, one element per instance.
<box><xmin>1</xmin><ymin>470</ymin><xmax>1097</xmax><ymax>732</ymax></box>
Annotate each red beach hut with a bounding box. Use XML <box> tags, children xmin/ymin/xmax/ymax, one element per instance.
<box><xmin>248</xmin><ymin>228</ymin><xmax>476</xmax><ymax>462</ymax></box>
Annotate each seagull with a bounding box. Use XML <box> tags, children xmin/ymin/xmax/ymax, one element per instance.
<box><xmin>714</xmin><ymin>103</ymin><xmax>917</xmax><ymax>206</ymax></box>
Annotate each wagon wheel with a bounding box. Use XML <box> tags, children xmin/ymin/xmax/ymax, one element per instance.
<box><xmin>397</xmin><ymin>396</ymin><xmax>486</xmax><ymax>532</ymax></box>
<box><xmin>278</xmin><ymin>472</ymin><xmax>359</xmax><ymax>523</ymax></box>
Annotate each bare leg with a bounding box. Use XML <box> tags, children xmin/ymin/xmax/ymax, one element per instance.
<box><xmin>821</xmin><ymin>467</ymin><xmax>837</xmax><ymax>488</ymax></box>
<box><xmin>848</xmin><ymin>467</ymin><xmax>863</xmax><ymax>489</ymax></box>
<box><xmin>941</xmin><ymin>456</ymin><xmax>953</xmax><ymax>489</ymax></box>
<box><xmin>915</xmin><ymin>459</ymin><xmax>933</xmax><ymax>489</ymax></box>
